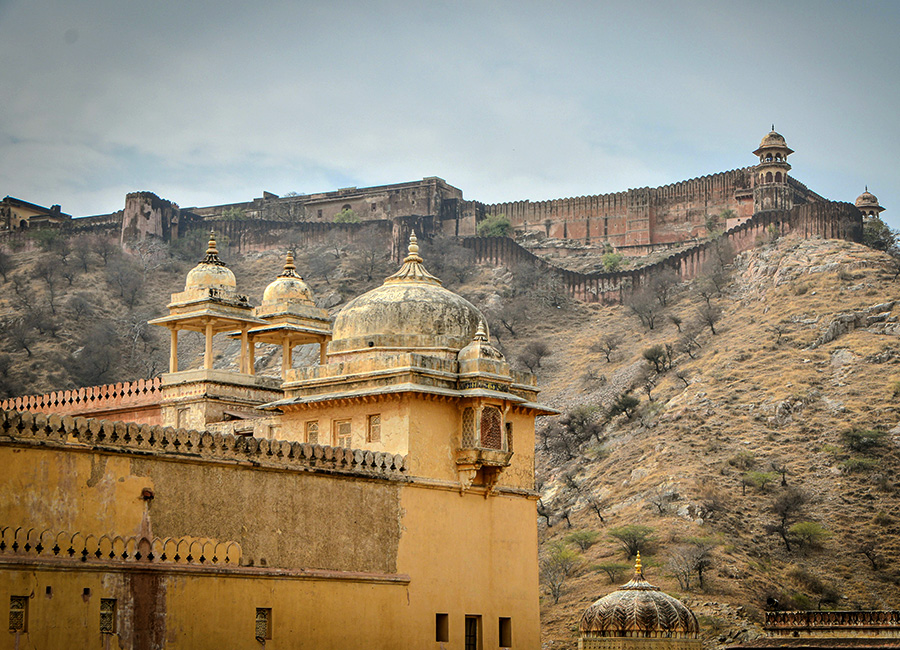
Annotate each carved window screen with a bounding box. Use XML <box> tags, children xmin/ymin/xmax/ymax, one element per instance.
<box><xmin>335</xmin><ymin>420</ymin><xmax>352</xmax><ymax>448</ymax></box>
<box><xmin>8</xmin><ymin>596</ymin><xmax>26</xmax><ymax>633</ymax></box>
<box><xmin>306</xmin><ymin>421</ymin><xmax>319</xmax><ymax>445</ymax></box>
<box><xmin>481</xmin><ymin>407</ymin><xmax>502</xmax><ymax>450</ymax></box>
<box><xmin>367</xmin><ymin>414</ymin><xmax>381</xmax><ymax>443</ymax></box>
<box><xmin>255</xmin><ymin>607</ymin><xmax>272</xmax><ymax>640</ymax></box>
<box><xmin>100</xmin><ymin>599</ymin><xmax>116</xmax><ymax>634</ymax></box>
<box><xmin>461</xmin><ymin>408</ymin><xmax>475</xmax><ymax>448</ymax></box>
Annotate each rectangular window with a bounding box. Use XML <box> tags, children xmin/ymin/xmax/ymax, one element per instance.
<box><xmin>371</xmin><ymin>203</ymin><xmax>376</xmax><ymax>211</ymax></box>
<box><xmin>177</xmin><ymin>407</ymin><xmax>189</xmax><ymax>428</ymax></box>
<box><xmin>435</xmin><ymin>613</ymin><xmax>449</xmax><ymax>643</ymax></box>
<box><xmin>334</xmin><ymin>420</ymin><xmax>352</xmax><ymax>448</ymax></box>
<box><xmin>499</xmin><ymin>617</ymin><xmax>512</xmax><ymax>647</ymax></box>
<box><xmin>306</xmin><ymin>421</ymin><xmax>319</xmax><ymax>445</ymax></box>
<box><xmin>367</xmin><ymin>414</ymin><xmax>381</xmax><ymax>443</ymax></box>
<box><xmin>255</xmin><ymin>607</ymin><xmax>272</xmax><ymax>640</ymax></box>
<box><xmin>465</xmin><ymin>615</ymin><xmax>481</xmax><ymax>650</ymax></box>
<box><xmin>100</xmin><ymin>599</ymin><xmax>116</xmax><ymax>634</ymax></box>
<box><xmin>317</xmin><ymin>209</ymin><xmax>323</xmax><ymax>218</ymax></box>
<box><xmin>267</xmin><ymin>425</ymin><xmax>280</xmax><ymax>440</ymax></box>
<box><xmin>505</xmin><ymin>422</ymin><xmax>513</xmax><ymax>453</ymax></box>
<box><xmin>9</xmin><ymin>596</ymin><xmax>26</xmax><ymax>633</ymax></box>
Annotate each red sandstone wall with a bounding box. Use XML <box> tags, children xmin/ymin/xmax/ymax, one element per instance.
<box><xmin>0</xmin><ymin>377</ymin><xmax>164</xmax><ymax>425</ymax></box>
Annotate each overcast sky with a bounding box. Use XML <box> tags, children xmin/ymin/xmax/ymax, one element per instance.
<box><xmin>2</xmin><ymin>1</ymin><xmax>898</xmax><ymax>228</ymax></box>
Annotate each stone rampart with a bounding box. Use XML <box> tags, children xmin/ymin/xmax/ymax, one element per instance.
<box><xmin>464</xmin><ymin>200</ymin><xmax>862</xmax><ymax>302</ymax></box>
<box><xmin>0</xmin><ymin>408</ymin><xmax>408</xmax><ymax>479</ymax></box>
<box><xmin>765</xmin><ymin>610</ymin><xmax>900</xmax><ymax>636</ymax></box>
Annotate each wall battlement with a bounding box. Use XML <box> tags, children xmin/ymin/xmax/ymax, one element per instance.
<box><xmin>0</xmin><ymin>408</ymin><xmax>408</xmax><ymax>479</ymax></box>
<box><xmin>0</xmin><ymin>377</ymin><xmax>163</xmax><ymax>419</ymax></box>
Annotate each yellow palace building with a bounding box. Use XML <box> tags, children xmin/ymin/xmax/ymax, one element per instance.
<box><xmin>0</xmin><ymin>232</ymin><xmax>554</xmax><ymax>649</ymax></box>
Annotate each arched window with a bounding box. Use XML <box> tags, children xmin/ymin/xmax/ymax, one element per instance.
<box><xmin>774</xmin><ymin>172</ymin><xmax>782</xmax><ymax>183</ymax></box>
<box><xmin>480</xmin><ymin>407</ymin><xmax>502</xmax><ymax>450</ymax></box>
<box><xmin>765</xmin><ymin>172</ymin><xmax>773</xmax><ymax>183</ymax></box>
<box><xmin>766</xmin><ymin>155</ymin><xmax>773</xmax><ymax>162</ymax></box>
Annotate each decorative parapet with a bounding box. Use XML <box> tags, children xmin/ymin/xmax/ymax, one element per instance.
<box><xmin>0</xmin><ymin>377</ymin><xmax>163</xmax><ymax>415</ymax></box>
<box><xmin>766</xmin><ymin>611</ymin><xmax>900</xmax><ymax>636</ymax></box>
<box><xmin>0</xmin><ymin>525</ymin><xmax>241</xmax><ymax>566</ymax></box>
<box><xmin>0</xmin><ymin>408</ymin><xmax>407</xmax><ymax>479</ymax></box>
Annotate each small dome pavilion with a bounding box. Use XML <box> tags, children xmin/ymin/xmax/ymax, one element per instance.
<box><xmin>579</xmin><ymin>554</ymin><xmax>701</xmax><ymax>650</ymax></box>
<box><xmin>855</xmin><ymin>187</ymin><xmax>885</xmax><ymax>220</ymax></box>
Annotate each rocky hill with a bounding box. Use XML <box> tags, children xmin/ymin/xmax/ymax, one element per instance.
<box><xmin>1</xmin><ymin>230</ymin><xmax>899</xmax><ymax>649</ymax></box>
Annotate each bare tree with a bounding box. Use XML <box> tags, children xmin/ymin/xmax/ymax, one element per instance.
<box><xmin>697</xmin><ymin>302</ymin><xmax>723</xmax><ymax>335</ymax></box>
<box><xmin>650</xmin><ymin>268</ymin><xmax>679</xmax><ymax>307</ymax></box>
<box><xmin>34</xmin><ymin>258</ymin><xmax>60</xmax><ymax>313</ymax></box>
<box><xmin>766</xmin><ymin>487</ymin><xmax>809</xmax><ymax>552</ymax></box>
<box><xmin>7</xmin><ymin>318</ymin><xmax>35</xmax><ymax>357</ymax></box>
<box><xmin>0</xmin><ymin>249</ymin><xmax>13</xmax><ymax>281</ymax></box>
<box><xmin>518</xmin><ymin>340</ymin><xmax>551</xmax><ymax>372</ymax></box>
<box><xmin>592</xmin><ymin>333</ymin><xmax>622</xmax><ymax>363</ymax></box>
<box><xmin>628</xmin><ymin>287</ymin><xmax>660</xmax><ymax>330</ymax></box>
<box><xmin>540</xmin><ymin>541</ymin><xmax>582</xmax><ymax>604</ymax></box>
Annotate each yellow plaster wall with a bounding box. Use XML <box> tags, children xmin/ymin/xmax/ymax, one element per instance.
<box><xmin>280</xmin><ymin>397</ymin><xmax>409</xmax><ymax>454</ymax></box>
<box><xmin>397</xmin><ymin>484</ymin><xmax>541</xmax><ymax>649</ymax></box>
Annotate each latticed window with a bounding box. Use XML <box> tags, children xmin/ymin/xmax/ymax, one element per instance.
<box><xmin>8</xmin><ymin>596</ymin><xmax>26</xmax><ymax>633</ymax></box>
<box><xmin>334</xmin><ymin>420</ymin><xmax>352</xmax><ymax>448</ymax></box>
<box><xmin>367</xmin><ymin>414</ymin><xmax>381</xmax><ymax>443</ymax></box>
<box><xmin>481</xmin><ymin>406</ymin><xmax>502</xmax><ymax>450</ymax></box>
<box><xmin>461</xmin><ymin>408</ymin><xmax>475</xmax><ymax>448</ymax></box>
<box><xmin>306</xmin><ymin>420</ymin><xmax>319</xmax><ymax>445</ymax></box>
<box><xmin>100</xmin><ymin>599</ymin><xmax>116</xmax><ymax>634</ymax></box>
<box><xmin>255</xmin><ymin>607</ymin><xmax>272</xmax><ymax>640</ymax></box>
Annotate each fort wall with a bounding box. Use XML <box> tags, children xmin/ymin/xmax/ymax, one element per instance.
<box><xmin>464</xmin><ymin>200</ymin><xmax>862</xmax><ymax>302</ymax></box>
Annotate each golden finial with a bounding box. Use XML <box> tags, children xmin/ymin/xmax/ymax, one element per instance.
<box><xmin>384</xmin><ymin>229</ymin><xmax>441</xmax><ymax>286</ymax></box>
<box><xmin>201</xmin><ymin>230</ymin><xmax>225</xmax><ymax>266</ymax></box>
<box><xmin>634</xmin><ymin>551</ymin><xmax>643</xmax><ymax>577</ymax></box>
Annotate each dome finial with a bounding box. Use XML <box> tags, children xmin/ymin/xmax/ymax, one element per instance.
<box><xmin>384</xmin><ymin>229</ymin><xmax>442</xmax><ymax>286</ymax></box>
<box><xmin>865</xmin><ymin>185</ymin><xmax>868</xmax><ymax>192</ymax></box>
<box><xmin>771</xmin><ymin>123</ymin><xmax>775</xmax><ymax>131</ymax></box>
<box><xmin>278</xmin><ymin>250</ymin><xmax>300</xmax><ymax>278</ymax></box>
<box><xmin>634</xmin><ymin>551</ymin><xmax>643</xmax><ymax>578</ymax></box>
<box><xmin>201</xmin><ymin>230</ymin><xmax>226</xmax><ymax>266</ymax></box>
<box><xmin>474</xmin><ymin>320</ymin><xmax>489</xmax><ymax>342</ymax></box>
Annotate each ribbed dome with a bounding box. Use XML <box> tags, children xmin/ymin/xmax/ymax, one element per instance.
<box><xmin>759</xmin><ymin>130</ymin><xmax>787</xmax><ymax>148</ymax></box>
<box><xmin>855</xmin><ymin>190</ymin><xmax>880</xmax><ymax>209</ymax></box>
<box><xmin>329</xmin><ymin>233</ymin><xmax>484</xmax><ymax>357</ymax></box>
<box><xmin>580</xmin><ymin>556</ymin><xmax>699</xmax><ymax>639</ymax></box>
<box><xmin>262</xmin><ymin>252</ymin><xmax>315</xmax><ymax>306</ymax></box>
<box><xmin>184</xmin><ymin>231</ymin><xmax>236</xmax><ymax>291</ymax></box>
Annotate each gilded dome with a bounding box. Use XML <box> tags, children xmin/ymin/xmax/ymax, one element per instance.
<box><xmin>262</xmin><ymin>252</ymin><xmax>315</xmax><ymax>306</ymax></box>
<box><xmin>580</xmin><ymin>555</ymin><xmax>699</xmax><ymax>639</ymax></box>
<box><xmin>329</xmin><ymin>233</ymin><xmax>484</xmax><ymax>358</ymax></box>
<box><xmin>855</xmin><ymin>189</ymin><xmax>881</xmax><ymax>209</ymax></box>
<box><xmin>184</xmin><ymin>231</ymin><xmax>236</xmax><ymax>291</ymax></box>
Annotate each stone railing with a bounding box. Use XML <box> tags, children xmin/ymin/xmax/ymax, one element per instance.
<box><xmin>766</xmin><ymin>610</ymin><xmax>900</xmax><ymax>635</ymax></box>
<box><xmin>0</xmin><ymin>409</ymin><xmax>407</xmax><ymax>479</ymax></box>
<box><xmin>0</xmin><ymin>377</ymin><xmax>163</xmax><ymax>415</ymax></box>
<box><xmin>0</xmin><ymin>525</ymin><xmax>241</xmax><ymax>566</ymax></box>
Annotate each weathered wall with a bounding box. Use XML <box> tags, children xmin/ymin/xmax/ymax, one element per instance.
<box><xmin>464</xmin><ymin>200</ymin><xmax>863</xmax><ymax>303</ymax></box>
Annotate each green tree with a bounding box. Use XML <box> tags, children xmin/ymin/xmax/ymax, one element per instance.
<box><xmin>601</xmin><ymin>251</ymin><xmax>624</xmax><ymax>272</ymax></box>
<box><xmin>841</xmin><ymin>428</ymin><xmax>887</xmax><ymax>453</ymax></box>
<box><xmin>221</xmin><ymin>206</ymin><xmax>246</xmax><ymax>220</ymax></box>
<box><xmin>477</xmin><ymin>213</ymin><xmax>512</xmax><ymax>237</ymax></box>
<box><xmin>540</xmin><ymin>541</ymin><xmax>582</xmax><ymax>603</ymax></box>
<box><xmin>595</xmin><ymin>562</ymin><xmax>630</xmax><ymax>584</ymax></box>
<box><xmin>565</xmin><ymin>530</ymin><xmax>600</xmax><ymax>551</ymax></box>
<box><xmin>789</xmin><ymin>521</ymin><xmax>830</xmax><ymax>552</ymax></box>
<box><xmin>608</xmin><ymin>393</ymin><xmax>640</xmax><ymax>419</ymax></box>
<box><xmin>862</xmin><ymin>217</ymin><xmax>898</xmax><ymax>253</ymax></box>
<box><xmin>608</xmin><ymin>524</ymin><xmax>655</xmax><ymax>559</ymax></box>
<box><xmin>333</xmin><ymin>208</ymin><xmax>360</xmax><ymax>223</ymax></box>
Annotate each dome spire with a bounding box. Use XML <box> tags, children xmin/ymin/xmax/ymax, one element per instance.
<box><xmin>201</xmin><ymin>230</ymin><xmax>226</xmax><ymax>267</ymax></box>
<box><xmin>384</xmin><ymin>230</ymin><xmax>442</xmax><ymax>286</ymax></box>
<box><xmin>278</xmin><ymin>250</ymin><xmax>301</xmax><ymax>279</ymax></box>
<box><xmin>474</xmin><ymin>320</ymin><xmax>489</xmax><ymax>342</ymax></box>
<box><xmin>634</xmin><ymin>552</ymin><xmax>643</xmax><ymax>578</ymax></box>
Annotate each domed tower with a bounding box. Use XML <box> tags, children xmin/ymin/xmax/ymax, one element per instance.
<box><xmin>244</xmin><ymin>252</ymin><xmax>332</xmax><ymax>378</ymax></box>
<box><xmin>579</xmin><ymin>554</ymin><xmax>701</xmax><ymax>650</ymax></box>
<box><xmin>753</xmin><ymin>127</ymin><xmax>795</xmax><ymax>213</ymax></box>
<box><xmin>855</xmin><ymin>187</ymin><xmax>885</xmax><ymax>221</ymax></box>
<box><xmin>267</xmin><ymin>232</ymin><xmax>556</xmax><ymax>488</ymax></box>
<box><xmin>149</xmin><ymin>231</ymin><xmax>281</xmax><ymax>429</ymax></box>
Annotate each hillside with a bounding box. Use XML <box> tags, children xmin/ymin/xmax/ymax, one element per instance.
<box><xmin>2</xmin><ymin>230</ymin><xmax>899</xmax><ymax>649</ymax></box>
<box><xmin>522</xmin><ymin>236</ymin><xmax>900</xmax><ymax>649</ymax></box>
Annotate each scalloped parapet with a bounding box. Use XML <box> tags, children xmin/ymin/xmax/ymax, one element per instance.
<box><xmin>0</xmin><ymin>377</ymin><xmax>163</xmax><ymax>420</ymax></box>
<box><xmin>0</xmin><ymin>408</ymin><xmax>407</xmax><ymax>478</ymax></box>
<box><xmin>0</xmin><ymin>525</ymin><xmax>241</xmax><ymax>566</ymax></box>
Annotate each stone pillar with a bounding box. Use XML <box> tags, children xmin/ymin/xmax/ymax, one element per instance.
<box><xmin>248</xmin><ymin>339</ymin><xmax>256</xmax><ymax>376</ymax></box>
<box><xmin>282</xmin><ymin>339</ymin><xmax>291</xmax><ymax>379</ymax></box>
<box><xmin>240</xmin><ymin>327</ymin><xmax>249</xmax><ymax>374</ymax></box>
<box><xmin>204</xmin><ymin>321</ymin><xmax>214</xmax><ymax>370</ymax></box>
<box><xmin>169</xmin><ymin>328</ymin><xmax>178</xmax><ymax>373</ymax></box>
